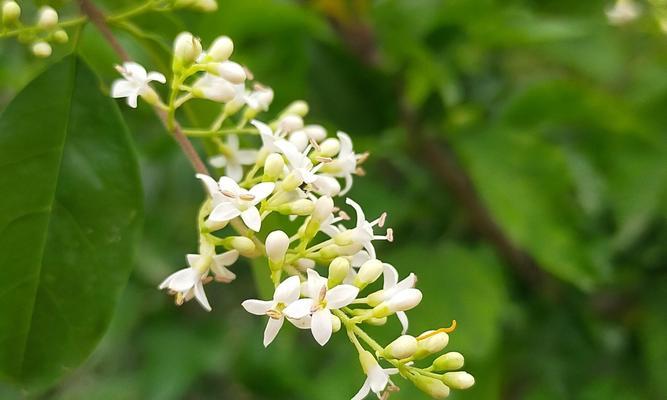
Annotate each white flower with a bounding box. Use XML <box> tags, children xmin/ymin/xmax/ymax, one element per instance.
<box><xmin>193</xmin><ymin>73</ymin><xmax>236</xmax><ymax>103</ymax></box>
<box><xmin>283</xmin><ymin>269</ymin><xmax>359</xmax><ymax>345</ymax></box>
<box><xmin>252</xmin><ymin>119</ymin><xmax>287</xmax><ymax>153</ymax></box>
<box><xmin>196</xmin><ymin>174</ymin><xmax>274</xmax><ymax>231</ymax></box>
<box><xmin>606</xmin><ymin>0</ymin><xmax>640</xmax><ymax>25</ymax></box>
<box><xmin>187</xmin><ymin>250</ymin><xmax>239</xmax><ymax>283</ymax></box>
<box><xmin>276</xmin><ymin>139</ymin><xmax>325</xmax><ymax>185</ymax></box>
<box><xmin>325</xmin><ymin>198</ymin><xmax>392</xmax><ymax>259</ymax></box>
<box><xmin>321</xmin><ymin>132</ymin><xmax>360</xmax><ymax>195</ymax></box>
<box><xmin>159</xmin><ymin>261</ymin><xmax>210</xmax><ymax>312</ymax></box>
<box><xmin>246</xmin><ymin>84</ymin><xmax>274</xmax><ymax>112</ymax></box>
<box><xmin>372</xmin><ymin>263</ymin><xmax>418</xmax><ymax>334</ymax></box>
<box><xmin>241</xmin><ymin>276</ymin><xmax>304</xmax><ymax>346</ymax></box>
<box><xmin>352</xmin><ymin>351</ymin><xmax>398</xmax><ymax>400</ymax></box>
<box><xmin>209</xmin><ymin>134</ymin><xmax>258</xmax><ymax>182</ymax></box>
<box><xmin>111</xmin><ymin>62</ymin><xmax>166</xmax><ymax>108</ymax></box>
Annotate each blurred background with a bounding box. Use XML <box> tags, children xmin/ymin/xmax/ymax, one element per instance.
<box><xmin>1</xmin><ymin>0</ymin><xmax>667</xmax><ymax>399</ymax></box>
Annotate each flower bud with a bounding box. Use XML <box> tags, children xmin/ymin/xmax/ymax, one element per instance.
<box><xmin>414</xmin><ymin>331</ymin><xmax>449</xmax><ymax>360</ymax></box>
<box><xmin>280</xmin><ymin>171</ymin><xmax>303</xmax><ymax>192</ymax></box>
<box><xmin>53</xmin><ymin>29</ymin><xmax>68</xmax><ymax>44</ymax></box>
<box><xmin>2</xmin><ymin>1</ymin><xmax>21</xmax><ymax>25</ymax></box>
<box><xmin>328</xmin><ymin>257</ymin><xmax>350</xmax><ymax>287</ymax></box>
<box><xmin>193</xmin><ymin>75</ymin><xmax>235</xmax><ymax>102</ymax></box>
<box><xmin>194</xmin><ymin>0</ymin><xmax>218</xmax><ymax>12</ymax></box>
<box><xmin>383</xmin><ymin>335</ymin><xmax>418</xmax><ymax>359</ymax></box>
<box><xmin>37</xmin><ymin>6</ymin><xmax>58</xmax><ymax>29</ymax></box>
<box><xmin>331</xmin><ymin>314</ymin><xmax>341</xmax><ymax>332</ymax></box>
<box><xmin>288</xmin><ymin>130</ymin><xmax>309</xmax><ymax>151</ymax></box>
<box><xmin>365</xmin><ymin>317</ymin><xmax>387</xmax><ymax>326</ymax></box>
<box><xmin>412</xmin><ymin>375</ymin><xmax>450</xmax><ymax>399</ymax></box>
<box><xmin>312</xmin><ymin>196</ymin><xmax>334</xmax><ymax>223</ymax></box>
<box><xmin>31</xmin><ymin>41</ymin><xmax>52</xmax><ymax>58</ymax></box>
<box><xmin>247</xmin><ymin>85</ymin><xmax>273</xmax><ymax>111</ymax></box>
<box><xmin>284</xmin><ymin>100</ymin><xmax>309</xmax><ymax>117</ymax></box>
<box><xmin>263</xmin><ymin>153</ymin><xmax>284</xmax><ymax>178</ymax></box>
<box><xmin>208</xmin><ymin>35</ymin><xmax>233</xmax><ymax>61</ymax></box>
<box><xmin>278</xmin><ymin>199</ymin><xmax>314</xmax><ymax>216</ymax></box>
<box><xmin>303</xmin><ymin>124</ymin><xmax>327</xmax><ymax>142</ymax></box>
<box><xmin>295</xmin><ymin>258</ymin><xmax>315</xmax><ymax>271</ymax></box>
<box><xmin>265</xmin><ymin>230</ymin><xmax>289</xmax><ymax>263</ymax></box>
<box><xmin>217</xmin><ymin>61</ymin><xmax>246</xmax><ymax>84</ymax></box>
<box><xmin>229</xmin><ymin>236</ymin><xmax>256</xmax><ymax>257</ymax></box>
<box><xmin>442</xmin><ymin>371</ymin><xmax>475</xmax><ymax>390</ymax></box>
<box><xmin>358</xmin><ymin>350</ymin><xmax>378</xmax><ymax>374</ymax></box>
<box><xmin>433</xmin><ymin>352</ymin><xmax>464</xmax><ymax>372</ymax></box>
<box><xmin>371</xmin><ymin>288</ymin><xmax>422</xmax><ymax>318</ymax></box>
<box><xmin>174</xmin><ymin>32</ymin><xmax>202</xmax><ymax>67</ymax></box>
<box><xmin>319</xmin><ymin>138</ymin><xmax>340</xmax><ymax>157</ymax></box>
<box><xmin>278</xmin><ymin>114</ymin><xmax>303</xmax><ymax>133</ymax></box>
<box><xmin>354</xmin><ymin>259</ymin><xmax>383</xmax><ymax>287</ymax></box>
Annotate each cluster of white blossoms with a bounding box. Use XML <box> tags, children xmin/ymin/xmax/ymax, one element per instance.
<box><xmin>111</xmin><ymin>31</ymin><xmax>474</xmax><ymax>399</ymax></box>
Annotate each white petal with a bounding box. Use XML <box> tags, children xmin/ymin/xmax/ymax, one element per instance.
<box><xmin>236</xmin><ymin>149</ymin><xmax>258</xmax><ymax>165</ymax></box>
<box><xmin>382</xmin><ymin>263</ymin><xmax>399</xmax><ymax>290</ymax></box>
<box><xmin>211</xmin><ymin>264</ymin><xmax>236</xmax><ymax>282</ymax></box>
<box><xmin>110</xmin><ymin>79</ymin><xmax>137</xmax><ymax>98</ymax></box>
<box><xmin>196</xmin><ymin>173</ymin><xmax>221</xmax><ymax>198</ymax></box>
<box><xmin>226</xmin><ymin>161</ymin><xmax>244</xmax><ymax>183</ymax></box>
<box><xmin>274</xmin><ymin>275</ymin><xmax>302</xmax><ymax>304</ymax></box>
<box><xmin>126</xmin><ymin>94</ymin><xmax>138</xmax><ymax>108</ymax></box>
<box><xmin>186</xmin><ymin>254</ymin><xmax>201</xmax><ymax>269</ymax></box>
<box><xmin>311</xmin><ymin>308</ymin><xmax>333</xmax><ymax>346</ymax></box>
<box><xmin>288</xmin><ymin>315</ymin><xmax>311</xmax><ymax>329</ymax></box>
<box><xmin>368</xmin><ymin>365</ymin><xmax>389</xmax><ymax>393</ymax></box>
<box><xmin>397</xmin><ymin>311</ymin><xmax>409</xmax><ymax>335</ymax></box>
<box><xmin>325</xmin><ymin>284</ymin><xmax>359</xmax><ymax>309</ymax></box>
<box><xmin>340</xmin><ymin>173</ymin><xmax>353</xmax><ymax>196</ymax></box>
<box><xmin>337</xmin><ymin>131</ymin><xmax>353</xmax><ymax>156</ymax></box>
<box><xmin>123</xmin><ymin>62</ymin><xmax>147</xmax><ymax>81</ymax></box>
<box><xmin>395</xmin><ymin>273</ymin><xmax>417</xmax><ymax>292</ymax></box>
<box><xmin>161</xmin><ymin>268</ymin><xmax>199</xmax><ymax>292</ymax></box>
<box><xmin>345</xmin><ymin>198</ymin><xmax>366</xmax><ymax>227</ymax></box>
<box><xmin>240</xmin><ymin>206</ymin><xmax>262</xmax><ymax>232</ymax></box>
<box><xmin>306</xmin><ymin>269</ymin><xmax>326</xmax><ymax>299</ymax></box>
<box><xmin>147</xmin><ymin>71</ymin><xmax>166</xmax><ymax>84</ymax></box>
<box><xmin>351</xmin><ymin>379</ymin><xmax>371</xmax><ymax>400</ymax></box>
<box><xmin>241</xmin><ymin>299</ymin><xmax>274</xmax><ymax>315</ymax></box>
<box><xmin>214</xmin><ymin>250</ymin><xmax>239</xmax><ymax>267</ymax></box>
<box><xmin>209</xmin><ymin>155</ymin><xmax>227</xmax><ymax>168</ymax></box>
<box><xmin>193</xmin><ymin>281</ymin><xmax>211</xmax><ymax>311</ymax></box>
<box><xmin>249</xmin><ymin>182</ymin><xmax>275</xmax><ymax>203</ymax></box>
<box><xmin>227</xmin><ymin>133</ymin><xmax>240</xmax><ymax>150</ymax></box>
<box><xmin>351</xmin><ymin>250</ymin><xmax>371</xmax><ymax>267</ymax></box>
<box><xmin>217</xmin><ymin>176</ymin><xmax>240</xmax><ymax>194</ymax></box>
<box><xmin>283</xmin><ymin>298</ymin><xmax>313</xmax><ymax>319</ymax></box>
<box><xmin>209</xmin><ymin>202</ymin><xmax>241</xmax><ymax>222</ymax></box>
<box><xmin>263</xmin><ymin>317</ymin><xmax>284</xmax><ymax>347</ymax></box>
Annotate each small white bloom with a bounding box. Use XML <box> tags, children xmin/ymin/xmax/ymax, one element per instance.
<box><xmin>352</xmin><ymin>351</ymin><xmax>398</xmax><ymax>400</ymax></box>
<box><xmin>209</xmin><ymin>134</ymin><xmax>258</xmax><ymax>182</ymax></box>
<box><xmin>371</xmin><ymin>263</ymin><xmax>418</xmax><ymax>334</ymax></box>
<box><xmin>193</xmin><ymin>73</ymin><xmax>236</xmax><ymax>103</ymax></box>
<box><xmin>276</xmin><ymin>139</ymin><xmax>326</xmax><ymax>185</ymax></box>
<box><xmin>159</xmin><ymin>256</ymin><xmax>212</xmax><ymax>311</ymax></box>
<box><xmin>606</xmin><ymin>0</ymin><xmax>640</xmax><ymax>25</ymax></box>
<box><xmin>320</xmin><ymin>132</ymin><xmax>361</xmax><ymax>195</ymax></box>
<box><xmin>196</xmin><ymin>174</ymin><xmax>274</xmax><ymax>231</ymax></box>
<box><xmin>252</xmin><ymin>119</ymin><xmax>287</xmax><ymax>153</ymax></box>
<box><xmin>111</xmin><ymin>62</ymin><xmax>166</xmax><ymax>108</ymax></box>
<box><xmin>246</xmin><ymin>85</ymin><xmax>274</xmax><ymax>112</ymax></box>
<box><xmin>187</xmin><ymin>250</ymin><xmax>239</xmax><ymax>283</ymax></box>
<box><xmin>326</xmin><ymin>198</ymin><xmax>392</xmax><ymax>259</ymax></box>
<box><xmin>241</xmin><ymin>275</ymin><xmax>304</xmax><ymax>346</ymax></box>
<box><xmin>283</xmin><ymin>269</ymin><xmax>359</xmax><ymax>345</ymax></box>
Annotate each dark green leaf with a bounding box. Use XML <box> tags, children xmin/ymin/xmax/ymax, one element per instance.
<box><xmin>0</xmin><ymin>55</ymin><xmax>143</xmax><ymax>389</ymax></box>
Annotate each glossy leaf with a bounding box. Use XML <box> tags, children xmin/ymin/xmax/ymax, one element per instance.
<box><xmin>0</xmin><ymin>55</ymin><xmax>143</xmax><ymax>389</ymax></box>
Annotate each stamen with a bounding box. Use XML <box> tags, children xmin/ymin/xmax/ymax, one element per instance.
<box><xmin>175</xmin><ymin>293</ymin><xmax>185</xmax><ymax>306</ymax></box>
<box><xmin>356</xmin><ymin>151</ymin><xmax>370</xmax><ymax>165</ymax></box>
<box><xmin>221</xmin><ymin>190</ymin><xmax>236</xmax><ymax>198</ymax></box>
<box><xmin>354</xmin><ymin>166</ymin><xmax>366</xmax><ymax>176</ymax></box>
<box><xmin>267</xmin><ymin>309</ymin><xmax>282</xmax><ymax>319</ymax></box>
<box><xmin>244</xmin><ymin>66</ymin><xmax>254</xmax><ymax>80</ymax></box>
<box><xmin>239</xmin><ymin>193</ymin><xmax>255</xmax><ymax>201</ymax></box>
<box><xmin>416</xmin><ymin>320</ymin><xmax>457</xmax><ymax>341</ymax></box>
<box><xmin>315</xmin><ymin>156</ymin><xmax>332</xmax><ymax>163</ymax></box>
<box><xmin>371</xmin><ymin>212</ymin><xmax>387</xmax><ymax>227</ymax></box>
<box><xmin>332</xmin><ymin>206</ymin><xmax>340</xmax><ymax>213</ymax></box>
<box><xmin>202</xmin><ymin>276</ymin><xmax>214</xmax><ymax>284</ymax></box>
<box><xmin>114</xmin><ymin>64</ymin><xmax>126</xmax><ymax>75</ymax></box>
<box><xmin>338</xmin><ymin>210</ymin><xmax>350</xmax><ymax>220</ymax></box>
<box><xmin>309</xmin><ymin>137</ymin><xmax>321</xmax><ymax>152</ymax></box>
<box><xmin>386</xmin><ymin>228</ymin><xmax>393</xmax><ymax>242</ymax></box>
<box><xmin>214</xmin><ymin>275</ymin><xmax>233</xmax><ymax>283</ymax></box>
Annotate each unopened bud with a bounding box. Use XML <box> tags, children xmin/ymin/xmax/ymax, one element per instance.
<box><xmin>414</xmin><ymin>331</ymin><xmax>449</xmax><ymax>360</ymax></box>
<box><xmin>217</xmin><ymin>60</ymin><xmax>246</xmax><ymax>84</ymax></box>
<box><xmin>331</xmin><ymin>314</ymin><xmax>341</xmax><ymax>332</ymax></box>
<box><xmin>278</xmin><ymin>199</ymin><xmax>314</xmax><ymax>216</ymax></box>
<box><xmin>358</xmin><ymin>350</ymin><xmax>378</xmax><ymax>374</ymax></box>
<box><xmin>265</xmin><ymin>230</ymin><xmax>289</xmax><ymax>263</ymax></box>
<box><xmin>312</xmin><ymin>196</ymin><xmax>334</xmax><ymax>223</ymax></box>
<box><xmin>37</xmin><ymin>6</ymin><xmax>58</xmax><ymax>29</ymax></box>
<box><xmin>263</xmin><ymin>153</ymin><xmax>284</xmax><ymax>178</ymax></box>
<box><xmin>284</xmin><ymin>100</ymin><xmax>309</xmax><ymax>117</ymax></box>
<box><xmin>194</xmin><ymin>0</ymin><xmax>218</xmax><ymax>12</ymax></box>
<box><xmin>386</xmin><ymin>288</ymin><xmax>422</xmax><ymax>312</ymax></box>
<box><xmin>208</xmin><ymin>35</ymin><xmax>233</xmax><ymax>61</ymax></box>
<box><xmin>174</xmin><ymin>32</ymin><xmax>202</xmax><ymax>66</ymax></box>
<box><xmin>365</xmin><ymin>317</ymin><xmax>387</xmax><ymax>326</ymax></box>
<box><xmin>2</xmin><ymin>1</ymin><xmax>21</xmax><ymax>25</ymax></box>
<box><xmin>229</xmin><ymin>236</ymin><xmax>256</xmax><ymax>257</ymax></box>
<box><xmin>53</xmin><ymin>29</ymin><xmax>68</xmax><ymax>43</ymax></box>
<box><xmin>383</xmin><ymin>335</ymin><xmax>418</xmax><ymax>359</ymax></box>
<box><xmin>433</xmin><ymin>352</ymin><xmax>465</xmax><ymax>372</ymax></box>
<box><xmin>303</xmin><ymin>124</ymin><xmax>327</xmax><ymax>142</ymax></box>
<box><xmin>288</xmin><ymin>130</ymin><xmax>309</xmax><ymax>151</ymax></box>
<box><xmin>31</xmin><ymin>41</ymin><xmax>51</xmax><ymax>58</ymax></box>
<box><xmin>442</xmin><ymin>371</ymin><xmax>475</xmax><ymax>390</ymax></box>
<box><xmin>280</xmin><ymin>171</ymin><xmax>303</xmax><ymax>192</ymax></box>
<box><xmin>319</xmin><ymin>138</ymin><xmax>340</xmax><ymax>157</ymax></box>
<box><xmin>412</xmin><ymin>375</ymin><xmax>450</xmax><ymax>399</ymax></box>
<box><xmin>354</xmin><ymin>259</ymin><xmax>383</xmax><ymax>287</ymax></box>
<box><xmin>278</xmin><ymin>114</ymin><xmax>303</xmax><ymax>133</ymax></box>
<box><xmin>328</xmin><ymin>257</ymin><xmax>350</xmax><ymax>286</ymax></box>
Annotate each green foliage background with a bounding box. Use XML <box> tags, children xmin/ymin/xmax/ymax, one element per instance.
<box><xmin>1</xmin><ymin>0</ymin><xmax>667</xmax><ymax>398</ymax></box>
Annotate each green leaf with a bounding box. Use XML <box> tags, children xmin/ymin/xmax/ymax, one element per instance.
<box><xmin>0</xmin><ymin>55</ymin><xmax>143</xmax><ymax>389</ymax></box>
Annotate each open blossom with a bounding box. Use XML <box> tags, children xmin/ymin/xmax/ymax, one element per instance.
<box><xmin>241</xmin><ymin>276</ymin><xmax>304</xmax><ymax>346</ymax></box>
<box><xmin>326</xmin><ymin>198</ymin><xmax>392</xmax><ymax>259</ymax></box>
<box><xmin>159</xmin><ymin>259</ymin><xmax>211</xmax><ymax>311</ymax></box>
<box><xmin>320</xmin><ymin>132</ymin><xmax>362</xmax><ymax>195</ymax></box>
<box><xmin>352</xmin><ymin>351</ymin><xmax>399</xmax><ymax>400</ymax></box>
<box><xmin>283</xmin><ymin>269</ymin><xmax>359</xmax><ymax>345</ymax></box>
<box><xmin>196</xmin><ymin>174</ymin><xmax>274</xmax><ymax>232</ymax></box>
<box><xmin>188</xmin><ymin>250</ymin><xmax>239</xmax><ymax>283</ymax></box>
<box><xmin>111</xmin><ymin>62</ymin><xmax>166</xmax><ymax>108</ymax></box>
<box><xmin>209</xmin><ymin>134</ymin><xmax>258</xmax><ymax>182</ymax></box>
<box><xmin>380</xmin><ymin>264</ymin><xmax>418</xmax><ymax>334</ymax></box>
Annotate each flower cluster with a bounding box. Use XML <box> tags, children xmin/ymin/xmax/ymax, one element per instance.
<box><xmin>112</xmin><ymin>32</ymin><xmax>474</xmax><ymax>399</ymax></box>
<box><xmin>1</xmin><ymin>2</ymin><xmax>68</xmax><ymax>58</ymax></box>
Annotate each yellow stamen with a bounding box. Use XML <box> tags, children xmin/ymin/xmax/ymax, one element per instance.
<box><xmin>416</xmin><ymin>320</ymin><xmax>457</xmax><ymax>340</ymax></box>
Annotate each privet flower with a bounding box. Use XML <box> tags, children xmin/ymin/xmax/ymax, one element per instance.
<box><xmin>111</xmin><ymin>62</ymin><xmax>166</xmax><ymax>108</ymax></box>
<box><xmin>352</xmin><ymin>351</ymin><xmax>398</xmax><ymax>400</ymax></box>
<box><xmin>208</xmin><ymin>134</ymin><xmax>258</xmax><ymax>182</ymax></box>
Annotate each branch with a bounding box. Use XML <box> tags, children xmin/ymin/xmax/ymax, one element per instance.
<box><xmin>78</xmin><ymin>0</ymin><xmax>209</xmax><ymax>176</ymax></box>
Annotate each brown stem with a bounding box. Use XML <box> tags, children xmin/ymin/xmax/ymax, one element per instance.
<box><xmin>78</xmin><ymin>0</ymin><xmax>209</xmax><ymax>176</ymax></box>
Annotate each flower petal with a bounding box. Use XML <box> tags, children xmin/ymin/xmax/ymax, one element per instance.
<box><xmin>126</xmin><ymin>94</ymin><xmax>138</xmax><ymax>108</ymax></box>
<box><xmin>249</xmin><ymin>182</ymin><xmax>275</xmax><ymax>203</ymax></box>
<box><xmin>236</xmin><ymin>149</ymin><xmax>259</xmax><ymax>165</ymax></box>
<box><xmin>186</xmin><ymin>254</ymin><xmax>201</xmax><ymax>269</ymax></box>
<box><xmin>368</xmin><ymin>365</ymin><xmax>389</xmax><ymax>393</ymax></box>
<box><xmin>193</xmin><ymin>281</ymin><xmax>211</xmax><ymax>311</ymax></box>
<box><xmin>196</xmin><ymin>173</ymin><xmax>221</xmax><ymax>198</ymax></box>
<box><xmin>123</xmin><ymin>62</ymin><xmax>147</xmax><ymax>81</ymax></box>
<box><xmin>306</xmin><ymin>269</ymin><xmax>326</xmax><ymax>299</ymax></box>
<box><xmin>240</xmin><ymin>206</ymin><xmax>262</xmax><ymax>232</ymax></box>
<box><xmin>274</xmin><ymin>275</ymin><xmax>302</xmax><ymax>304</ymax></box>
<box><xmin>209</xmin><ymin>155</ymin><xmax>227</xmax><ymax>168</ymax></box>
<box><xmin>147</xmin><ymin>71</ymin><xmax>166</xmax><ymax>84</ymax></box>
<box><xmin>263</xmin><ymin>317</ymin><xmax>284</xmax><ymax>347</ymax></box>
<box><xmin>325</xmin><ymin>284</ymin><xmax>359</xmax><ymax>309</ymax></box>
<box><xmin>226</xmin><ymin>161</ymin><xmax>244</xmax><ymax>183</ymax></box>
<box><xmin>397</xmin><ymin>311</ymin><xmax>409</xmax><ymax>335</ymax></box>
<box><xmin>110</xmin><ymin>79</ymin><xmax>137</xmax><ymax>98</ymax></box>
<box><xmin>241</xmin><ymin>299</ymin><xmax>274</xmax><ymax>315</ymax></box>
<box><xmin>345</xmin><ymin>198</ymin><xmax>366</xmax><ymax>227</ymax></box>
<box><xmin>288</xmin><ymin>315</ymin><xmax>311</xmax><ymax>329</ymax></box>
<box><xmin>351</xmin><ymin>379</ymin><xmax>371</xmax><ymax>400</ymax></box>
<box><xmin>214</xmin><ymin>250</ymin><xmax>239</xmax><ymax>267</ymax></box>
<box><xmin>311</xmin><ymin>308</ymin><xmax>333</xmax><ymax>346</ymax></box>
<box><xmin>162</xmin><ymin>268</ymin><xmax>200</xmax><ymax>292</ymax></box>
<box><xmin>217</xmin><ymin>176</ymin><xmax>240</xmax><ymax>194</ymax></box>
<box><xmin>283</xmin><ymin>298</ymin><xmax>313</xmax><ymax>319</ymax></box>
<box><xmin>209</xmin><ymin>202</ymin><xmax>241</xmax><ymax>222</ymax></box>
<box><xmin>382</xmin><ymin>263</ymin><xmax>399</xmax><ymax>290</ymax></box>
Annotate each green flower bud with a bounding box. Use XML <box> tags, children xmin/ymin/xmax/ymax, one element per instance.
<box><xmin>413</xmin><ymin>331</ymin><xmax>449</xmax><ymax>360</ymax></box>
<box><xmin>328</xmin><ymin>257</ymin><xmax>350</xmax><ymax>287</ymax></box>
<box><xmin>412</xmin><ymin>375</ymin><xmax>450</xmax><ymax>399</ymax></box>
<box><xmin>280</xmin><ymin>171</ymin><xmax>303</xmax><ymax>192</ymax></box>
<box><xmin>354</xmin><ymin>259</ymin><xmax>383</xmax><ymax>287</ymax></box>
<box><xmin>173</xmin><ymin>32</ymin><xmax>202</xmax><ymax>67</ymax></box>
<box><xmin>229</xmin><ymin>236</ymin><xmax>256</xmax><ymax>257</ymax></box>
<box><xmin>442</xmin><ymin>371</ymin><xmax>475</xmax><ymax>390</ymax></box>
<box><xmin>365</xmin><ymin>316</ymin><xmax>387</xmax><ymax>326</ymax></box>
<box><xmin>2</xmin><ymin>1</ymin><xmax>21</xmax><ymax>25</ymax></box>
<box><xmin>283</xmin><ymin>100</ymin><xmax>309</xmax><ymax>117</ymax></box>
<box><xmin>53</xmin><ymin>29</ymin><xmax>68</xmax><ymax>44</ymax></box>
<box><xmin>433</xmin><ymin>352</ymin><xmax>464</xmax><ymax>372</ymax></box>
<box><xmin>383</xmin><ymin>335</ymin><xmax>418</xmax><ymax>359</ymax></box>
<box><xmin>263</xmin><ymin>153</ymin><xmax>284</xmax><ymax>178</ymax></box>
<box><xmin>277</xmin><ymin>199</ymin><xmax>314</xmax><ymax>216</ymax></box>
<box><xmin>31</xmin><ymin>41</ymin><xmax>52</xmax><ymax>58</ymax></box>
